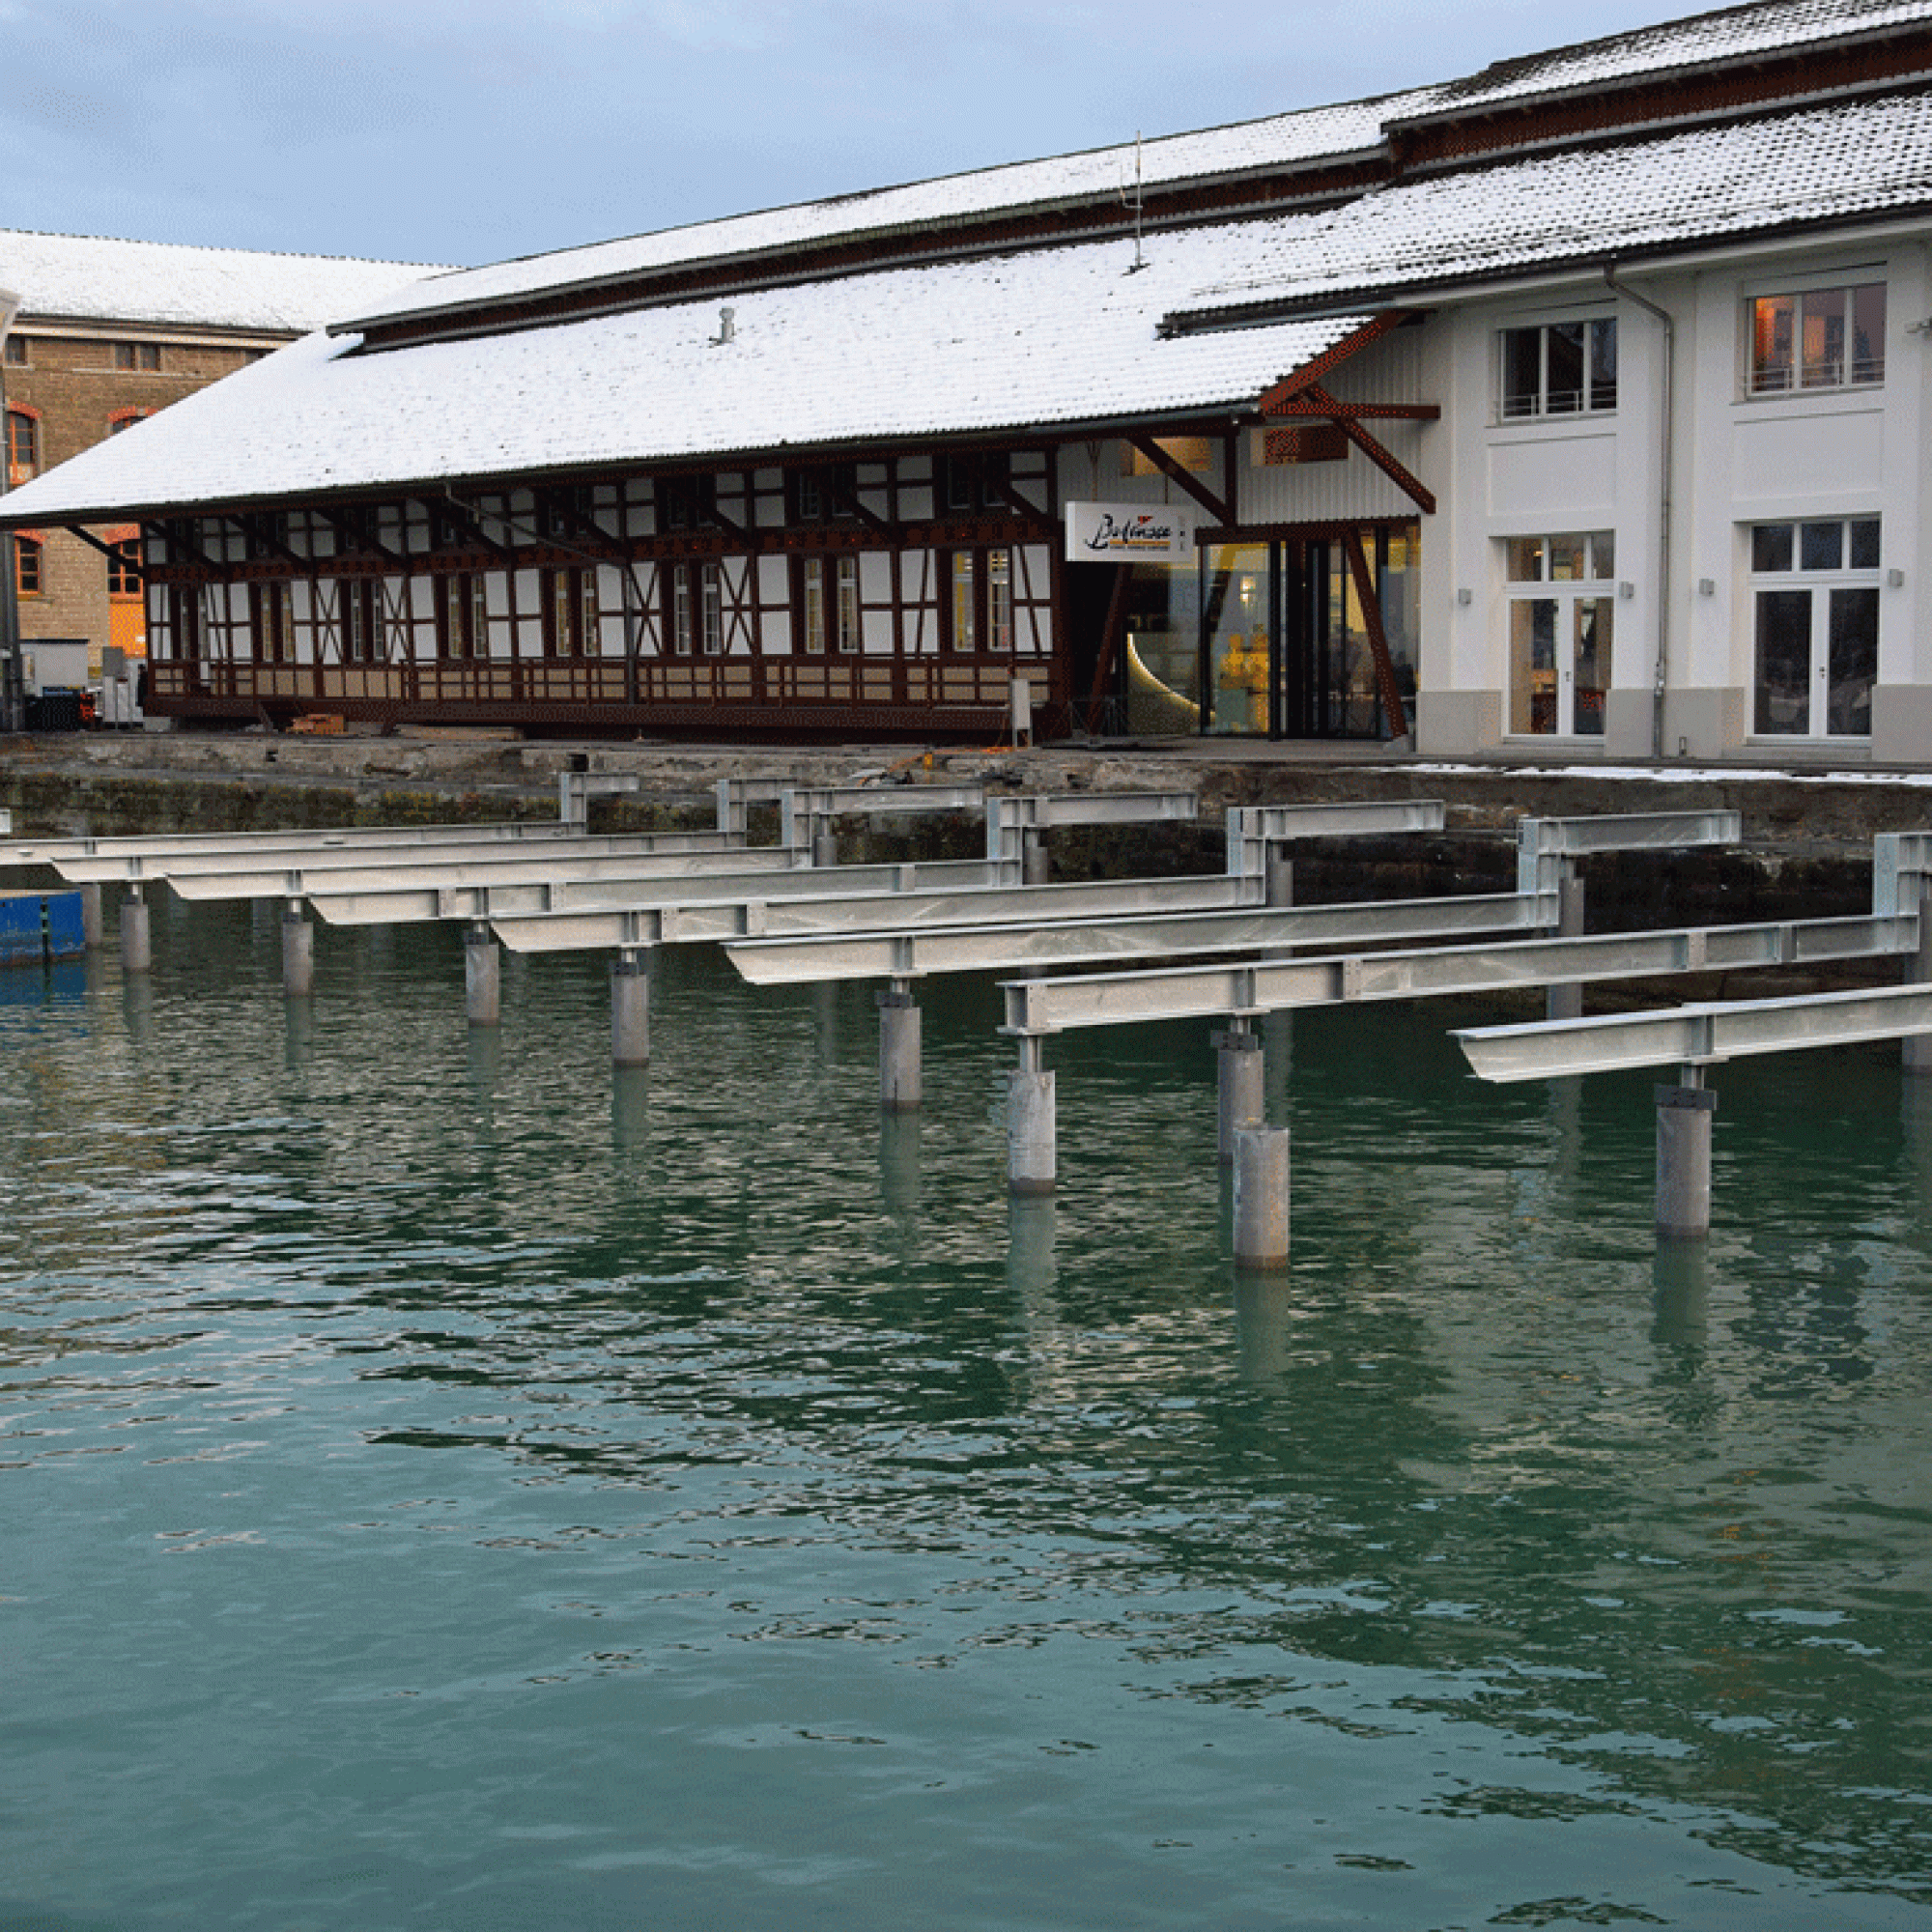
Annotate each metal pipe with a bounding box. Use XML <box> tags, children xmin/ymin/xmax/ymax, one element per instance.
<box><xmin>0</xmin><ymin>285</ymin><xmax>23</xmax><ymax>736</ymax></box>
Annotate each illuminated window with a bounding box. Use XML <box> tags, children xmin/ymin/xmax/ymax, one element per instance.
<box><xmin>1749</xmin><ymin>284</ymin><xmax>1885</xmax><ymax>394</ymax></box>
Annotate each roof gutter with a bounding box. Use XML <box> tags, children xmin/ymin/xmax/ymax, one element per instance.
<box><xmin>1603</xmin><ymin>261</ymin><xmax>1675</xmax><ymax>761</ymax></box>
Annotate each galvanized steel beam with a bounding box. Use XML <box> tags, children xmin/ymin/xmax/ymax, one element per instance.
<box><xmin>502</xmin><ymin>871</ymin><xmax>1255</xmax><ymax>955</ymax></box>
<box><xmin>323</xmin><ymin>858</ymin><xmax>1013</xmax><ymax>931</ymax></box>
<box><xmin>732</xmin><ymin>888</ymin><xmax>1548</xmax><ymax>987</ymax></box>
<box><xmin>1457</xmin><ymin>979</ymin><xmax>1932</xmax><ymax>1084</ymax></box>
<box><xmin>1516</xmin><ymin>810</ymin><xmax>1742</xmax><ymax>896</ymax></box>
<box><xmin>997</xmin><ymin>912</ymin><xmax>1910</xmax><ymax>1037</ymax></box>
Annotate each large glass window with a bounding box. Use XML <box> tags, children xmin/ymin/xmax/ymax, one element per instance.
<box><xmin>1750</xmin><ymin>517</ymin><xmax>1880</xmax><ymax>737</ymax></box>
<box><xmin>1749</xmin><ymin>285</ymin><xmax>1885</xmax><ymax>394</ymax></box>
<box><xmin>1500</xmin><ymin>319</ymin><xmax>1617</xmax><ymax>418</ymax></box>
<box><xmin>1505</xmin><ymin>532</ymin><xmax>1614</xmax><ymax>737</ymax></box>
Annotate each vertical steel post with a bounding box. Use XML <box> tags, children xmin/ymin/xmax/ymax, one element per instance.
<box><xmin>1906</xmin><ymin>876</ymin><xmax>1932</xmax><ymax>1075</ymax></box>
<box><xmin>1655</xmin><ymin>1069</ymin><xmax>1716</xmax><ymax>1239</ymax></box>
<box><xmin>1214</xmin><ymin>1019</ymin><xmax>1264</xmax><ymax>1165</ymax></box>
<box><xmin>465</xmin><ymin>922</ymin><xmax>500</xmax><ymax>1027</ymax></box>
<box><xmin>877</xmin><ymin>982</ymin><xmax>922</xmax><ymax>1112</ymax></box>
<box><xmin>1008</xmin><ymin>1037</ymin><xmax>1056</xmax><ymax>1196</ymax></box>
<box><xmin>1548</xmin><ymin>859</ymin><xmax>1584</xmax><ymax>1022</ymax></box>
<box><xmin>1233</xmin><ymin>1124</ymin><xmax>1292</xmax><ymax>1272</ymax></box>
<box><xmin>281</xmin><ymin>903</ymin><xmax>314</xmax><ymax>999</ymax></box>
<box><xmin>611</xmin><ymin>948</ymin><xmax>650</xmax><ymax>1066</ymax></box>
<box><xmin>120</xmin><ymin>885</ymin><xmax>153</xmax><ymax>973</ymax></box>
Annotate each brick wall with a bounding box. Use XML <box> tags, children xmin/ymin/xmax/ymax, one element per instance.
<box><xmin>8</xmin><ymin>331</ymin><xmax>276</xmax><ymax>673</ymax></box>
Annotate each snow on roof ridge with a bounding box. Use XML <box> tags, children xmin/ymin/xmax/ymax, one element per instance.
<box><xmin>337</xmin><ymin>85</ymin><xmax>1446</xmax><ymax>334</ymax></box>
<box><xmin>0</xmin><ymin>225</ymin><xmax>444</xmax><ymax>272</ymax></box>
<box><xmin>1399</xmin><ymin>0</ymin><xmax>1932</xmax><ymax>119</ymax></box>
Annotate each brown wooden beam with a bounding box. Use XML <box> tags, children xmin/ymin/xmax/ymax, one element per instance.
<box><xmin>1258</xmin><ymin>313</ymin><xmax>1418</xmax><ymax>412</ymax></box>
<box><xmin>1342</xmin><ymin>528</ymin><xmax>1409</xmax><ymax>741</ymax></box>
<box><xmin>1304</xmin><ymin>386</ymin><xmax>1436</xmax><ymax>515</ymax></box>
<box><xmin>1123</xmin><ymin>432</ymin><xmax>1232</xmax><ymax>525</ymax></box>
<box><xmin>1265</xmin><ymin>398</ymin><xmax>1439</xmax><ymax>421</ymax></box>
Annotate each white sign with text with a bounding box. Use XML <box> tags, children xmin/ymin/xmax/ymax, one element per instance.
<box><xmin>1064</xmin><ymin>500</ymin><xmax>1200</xmax><ymax>563</ymax></box>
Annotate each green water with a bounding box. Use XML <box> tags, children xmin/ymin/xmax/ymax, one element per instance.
<box><xmin>3</xmin><ymin>901</ymin><xmax>1929</xmax><ymax>1929</ymax></box>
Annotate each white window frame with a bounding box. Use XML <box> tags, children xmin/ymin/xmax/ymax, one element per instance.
<box><xmin>1748</xmin><ymin>517</ymin><xmax>1881</xmax><ymax>739</ymax></box>
<box><xmin>1503</xmin><ymin>532</ymin><xmax>1615</xmax><ymax>739</ymax></box>
<box><xmin>1498</xmin><ymin>317</ymin><xmax>1617</xmax><ymax>421</ymax></box>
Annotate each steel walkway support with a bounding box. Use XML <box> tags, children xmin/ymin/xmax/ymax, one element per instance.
<box><xmin>465</xmin><ymin>923</ymin><xmax>501</xmax><ymax>1027</ymax></box>
<box><xmin>1456</xmin><ymin>982</ymin><xmax>1932</xmax><ymax>1237</ymax></box>
<box><xmin>1008</xmin><ymin>1037</ymin><xmax>1056</xmax><ymax>1196</ymax></box>
<box><xmin>1233</xmin><ymin>1125</ymin><xmax>1292</xmax><ymax>1272</ymax></box>
<box><xmin>878</xmin><ymin>982</ymin><xmax>921</xmax><ymax>1112</ymax></box>
<box><xmin>120</xmin><ymin>886</ymin><xmax>152</xmax><ymax>974</ymax></box>
<box><xmin>611</xmin><ymin>948</ymin><xmax>651</xmax><ymax>1066</ymax></box>
<box><xmin>282</xmin><ymin>903</ymin><xmax>315</xmax><ymax>999</ymax></box>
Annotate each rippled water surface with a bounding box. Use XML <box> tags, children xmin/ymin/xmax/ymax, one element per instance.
<box><xmin>4</xmin><ymin>901</ymin><xmax>1931</xmax><ymax>1929</ymax></box>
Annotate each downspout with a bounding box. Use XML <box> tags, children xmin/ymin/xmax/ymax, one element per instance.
<box><xmin>1604</xmin><ymin>264</ymin><xmax>1674</xmax><ymax>760</ymax></box>
<box><xmin>0</xmin><ymin>287</ymin><xmax>23</xmax><ymax>736</ymax></box>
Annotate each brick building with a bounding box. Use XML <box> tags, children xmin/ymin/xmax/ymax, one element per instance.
<box><xmin>1</xmin><ymin>232</ymin><xmax>444</xmax><ymax>698</ymax></box>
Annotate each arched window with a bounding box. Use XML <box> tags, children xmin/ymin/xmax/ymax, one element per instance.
<box><xmin>108</xmin><ymin>408</ymin><xmax>152</xmax><ymax>436</ymax></box>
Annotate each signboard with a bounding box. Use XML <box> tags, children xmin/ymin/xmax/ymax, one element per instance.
<box><xmin>1065</xmin><ymin>500</ymin><xmax>1199</xmax><ymax>563</ymax></box>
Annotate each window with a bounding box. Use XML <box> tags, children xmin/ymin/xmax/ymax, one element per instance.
<box><xmin>108</xmin><ymin>410</ymin><xmax>150</xmax><ymax>436</ymax></box>
<box><xmin>438</xmin><ymin>573</ymin><xmax>489</xmax><ymax>660</ymax></box>
<box><xmin>1750</xmin><ymin>517</ymin><xmax>1880</xmax><ymax>737</ymax></box>
<box><xmin>6</xmin><ymin>407</ymin><xmax>38</xmax><ymax>482</ymax></box>
<box><xmin>949</xmin><ymin>548</ymin><xmax>1014</xmax><ymax>656</ymax></box>
<box><xmin>1500</xmin><ymin>319</ymin><xmax>1616</xmax><ymax>418</ymax></box>
<box><xmin>249</xmin><ymin>582</ymin><xmax>294</xmax><ymax>663</ymax></box>
<box><xmin>796</xmin><ymin>464</ymin><xmax>857</xmax><ymax>523</ymax></box>
<box><xmin>701</xmin><ymin>562</ymin><xmax>722</xmax><ymax>656</ymax></box>
<box><xmin>942</xmin><ymin>452</ymin><xmax>1009</xmax><ymax>511</ymax></box>
<box><xmin>1749</xmin><ymin>284</ymin><xmax>1885</xmax><ymax>394</ymax></box>
<box><xmin>545</xmin><ymin>566</ymin><xmax>599</xmax><ymax>658</ymax></box>
<box><xmin>14</xmin><ymin>535</ymin><xmax>43</xmax><ymax>598</ymax></box>
<box><xmin>800</xmin><ymin>555</ymin><xmax>859</xmax><ymax>655</ymax></box>
<box><xmin>659</xmin><ymin>476</ymin><xmax>714</xmax><ymax>531</ymax></box>
<box><xmin>113</xmin><ymin>342</ymin><xmax>162</xmax><ymax>372</ymax></box>
<box><xmin>1505</xmin><ymin>532</ymin><xmax>1614</xmax><ymax>737</ymax></box>
<box><xmin>342</xmin><ymin>581</ymin><xmax>382</xmax><ymax>664</ymax></box>
<box><xmin>108</xmin><ymin>539</ymin><xmax>142</xmax><ymax>599</ymax></box>
<box><xmin>3</xmin><ymin>334</ymin><xmax>26</xmax><ymax>366</ymax></box>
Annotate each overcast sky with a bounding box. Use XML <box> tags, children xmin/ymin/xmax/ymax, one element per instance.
<box><xmin>3</xmin><ymin>0</ymin><xmax>1702</xmax><ymax>270</ymax></box>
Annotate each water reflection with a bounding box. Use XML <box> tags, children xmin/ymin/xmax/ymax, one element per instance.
<box><xmin>1</xmin><ymin>909</ymin><xmax>1930</xmax><ymax>1928</ymax></box>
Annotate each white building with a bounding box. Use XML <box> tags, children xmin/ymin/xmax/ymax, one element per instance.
<box><xmin>3</xmin><ymin>0</ymin><xmax>1930</xmax><ymax>763</ymax></box>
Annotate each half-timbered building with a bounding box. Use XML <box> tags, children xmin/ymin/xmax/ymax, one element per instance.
<box><xmin>6</xmin><ymin>0</ymin><xmax>1932</xmax><ymax>764</ymax></box>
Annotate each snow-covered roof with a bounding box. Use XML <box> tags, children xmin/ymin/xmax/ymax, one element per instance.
<box><xmin>1179</xmin><ymin>85</ymin><xmax>1932</xmax><ymax>319</ymax></box>
<box><xmin>1396</xmin><ymin>0</ymin><xmax>1932</xmax><ymax>123</ymax></box>
<box><xmin>338</xmin><ymin>90</ymin><xmax>1439</xmax><ymax>336</ymax></box>
<box><xmin>0</xmin><ymin>218</ymin><xmax>1368</xmax><ymax>522</ymax></box>
<box><xmin>0</xmin><ymin>230</ymin><xmax>451</xmax><ymax>335</ymax></box>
